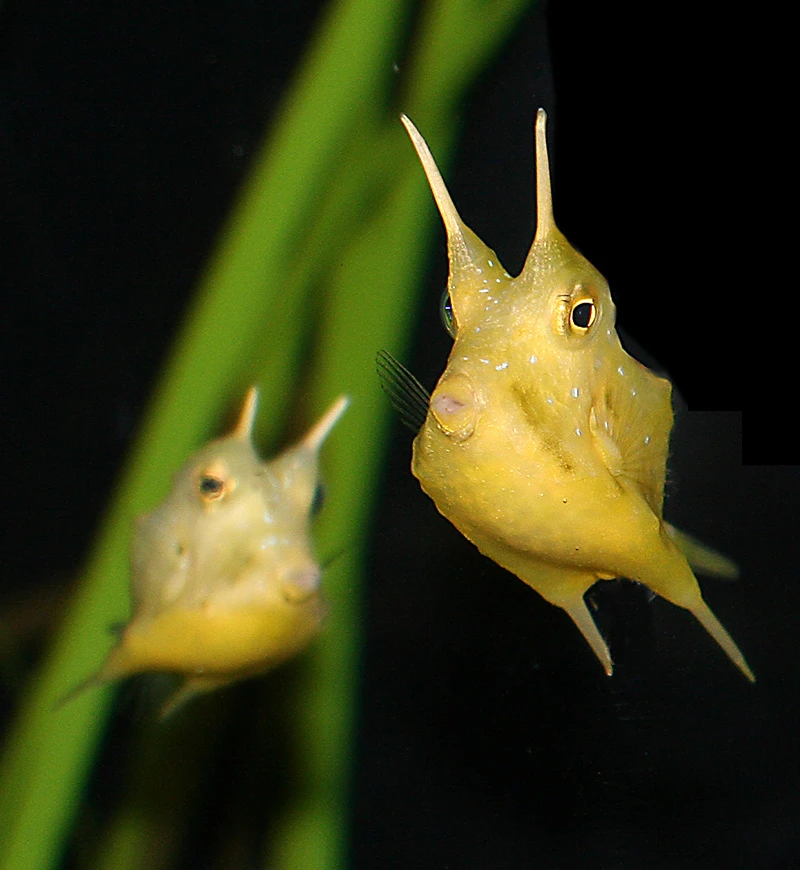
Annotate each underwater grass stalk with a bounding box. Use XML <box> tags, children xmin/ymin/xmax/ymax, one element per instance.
<box><xmin>0</xmin><ymin>0</ymin><xmax>409</xmax><ymax>866</ymax></box>
<box><xmin>262</xmin><ymin>4</ymin><xmax>538</xmax><ymax>867</ymax></box>
<box><xmin>0</xmin><ymin>0</ymin><xmax>536</xmax><ymax>868</ymax></box>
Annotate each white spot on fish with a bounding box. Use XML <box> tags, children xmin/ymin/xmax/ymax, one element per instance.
<box><xmin>644</xmin><ymin>435</ymin><xmax>651</xmax><ymax>445</ymax></box>
<box><xmin>480</xmin><ymin>358</ymin><xmax>491</xmax><ymax>365</ymax></box>
<box><xmin>487</xmin><ymin>259</ymin><xmax>494</xmax><ymax>267</ymax></box>
<box><xmin>576</xmin><ymin>428</ymin><xmax>582</xmax><ymax>436</ymax></box>
<box><xmin>546</xmin><ymin>396</ymin><xmax>554</xmax><ymax>405</ymax></box>
<box><xmin>479</xmin><ymin>287</ymin><xmax>489</xmax><ymax>293</ymax></box>
<box><xmin>571</xmin><ymin>387</ymin><xmax>579</xmax><ymax>398</ymax></box>
<box><xmin>529</xmin><ymin>355</ymin><xmax>538</xmax><ymax>364</ymax></box>
<box><xmin>495</xmin><ymin>362</ymin><xmax>508</xmax><ymax>371</ymax></box>
<box><xmin>617</xmin><ymin>366</ymin><xmax>625</xmax><ymax>376</ymax></box>
<box><xmin>631</xmin><ymin>389</ymin><xmax>637</xmax><ymax>397</ymax></box>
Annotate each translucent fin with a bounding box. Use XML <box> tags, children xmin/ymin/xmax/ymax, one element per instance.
<box><xmin>561</xmin><ymin>597</ymin><xmax>614</xmax><ymax>676</ymax></box>
<box><xmin>376</xmin><ymin>350</ymin><xmax>430</xmax><ymax>433</ymax></box>
<box><xmin>688</xmin><ymin>598</ymin><xmax>755</xmax><ymax>682</ymax></box>
<box><xmin>664</xmin><ymin>523</ymin><xmax>739</xmax><ymax>579</ymax></box>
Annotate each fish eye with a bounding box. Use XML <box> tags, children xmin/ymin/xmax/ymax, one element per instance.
<box><xmin>310</xmin><ymin>482</ymin><xmax>326</xmax><ymax>517</ymax></box>
<box><xmin>570</xmin><ymin>299</ymin><xmax>596</xmax><ymax>331</ymax></box>
<box><xmin>198</xmin><ymin>474</ymin><xmax>227</xmax><ymax>502</ymax></box>
<box><xmin>440</xmin><ymin>288</ymin><xmax>456</xmax><ymax>338</ymax></box>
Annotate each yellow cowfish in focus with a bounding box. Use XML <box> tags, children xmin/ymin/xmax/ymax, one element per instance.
<box><xmin>379</xmin><ymin>111</ymin><xmax>753</xmax><ymax>681</ymax></box>
<box><xmin>80</xmin><ymin>388</ymin><xmax>348</xmax><ymax>715</ymax></box>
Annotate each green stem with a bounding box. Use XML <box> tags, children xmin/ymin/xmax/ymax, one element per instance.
<box><xmin>0</xmin><ymin>1</ymin><xmax>410</xmax><ymax>867</ymax></box>
<box><xmin>0</xmin><ymin>1</ymin><xmax>536</xmax><ymax>868</ymax></box>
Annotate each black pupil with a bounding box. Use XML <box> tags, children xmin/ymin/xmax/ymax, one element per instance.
<box><xmin>199</xmin><ymin>475</ymin><xmax>224</xmax><ymax>496</ymax></box>
<box><xmin>572</xmin><ymin>302</ymin><xmax>594</xmax><ymax>329</ymax></box>
<box><xmin>440</xmin><ymin>289</ymin><xmax>455</xmax><ymax>336</ymax></box>
<box><xmin>310</xmin><ymin>482</ymin><xmax>326</xmax><ymax>516</ymax></box>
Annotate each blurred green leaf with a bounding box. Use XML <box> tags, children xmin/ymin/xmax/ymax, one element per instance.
<box><xmin>0</xmin><ymin>1</ymin><xmax>536</xmax><ymax>868</ymax></box>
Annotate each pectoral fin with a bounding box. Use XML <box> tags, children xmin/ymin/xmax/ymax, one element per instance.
<box><xmin>591</xmin><ymin>361</ymin><xmax>673</xmax><ymax>517</ymax></box>
<box><xmin>376</xmin><ymin>350</ymin><xmax>430</xmax><ymax>434</ymax></box>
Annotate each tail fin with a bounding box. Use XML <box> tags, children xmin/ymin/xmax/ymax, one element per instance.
<box><xmin>664</xmin><ymin>523</ymin><xmax>739</xmax><ymax>579</ymax></box>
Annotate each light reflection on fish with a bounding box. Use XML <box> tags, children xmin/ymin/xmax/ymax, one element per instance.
<box><xmin>379</xmin><ymin>111</ymin><xmax>753</xmax><ymax>681</ymax></box>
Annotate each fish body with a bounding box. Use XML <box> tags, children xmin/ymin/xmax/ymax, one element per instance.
<box><xmin>397</xmin><ymin>112</ymin><xmax>752</xmax><ymax>680</ymax></box>
<box><xmin>93</xmin><ymin>388</ymin><xmax>348</xmax><ymax>713</ymax></box>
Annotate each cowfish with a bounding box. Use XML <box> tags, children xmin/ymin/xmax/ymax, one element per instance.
<box><xmin>76</xmin><ymin>388</ymin><xmax>348</xmax><ymax>715</ymax></box>
<box><xmin>379</xmin><ymin>111</ymin><xmax>753</xmax><ymax>681</ymax></box>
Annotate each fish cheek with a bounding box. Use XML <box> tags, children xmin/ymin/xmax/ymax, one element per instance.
<box><xmin>130</xmin><ymin>507</ymin><xmax>192</xmax><ymax>616</ymax></box>
<box><xmin>510</xmin><ymin>381</ymin><xmax>577</xmax><ymax>476</ymax></box>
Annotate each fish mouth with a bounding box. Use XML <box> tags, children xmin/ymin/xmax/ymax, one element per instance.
<box><xmin>429</xmin><ymin>372</ymin><xmax>478</xmax><ymax>441</ymax></box>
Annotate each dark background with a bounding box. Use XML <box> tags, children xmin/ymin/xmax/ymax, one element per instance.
<box><xmin>1</xmin><ymin>1</ymin><xmax>795</xmax><ymax>868</ymax></box>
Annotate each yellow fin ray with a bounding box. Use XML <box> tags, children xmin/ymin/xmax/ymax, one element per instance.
<box><xmin>590</xmin><ymin>357</ymin><xmax>673</xmax><ymax>516</ymax></box>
